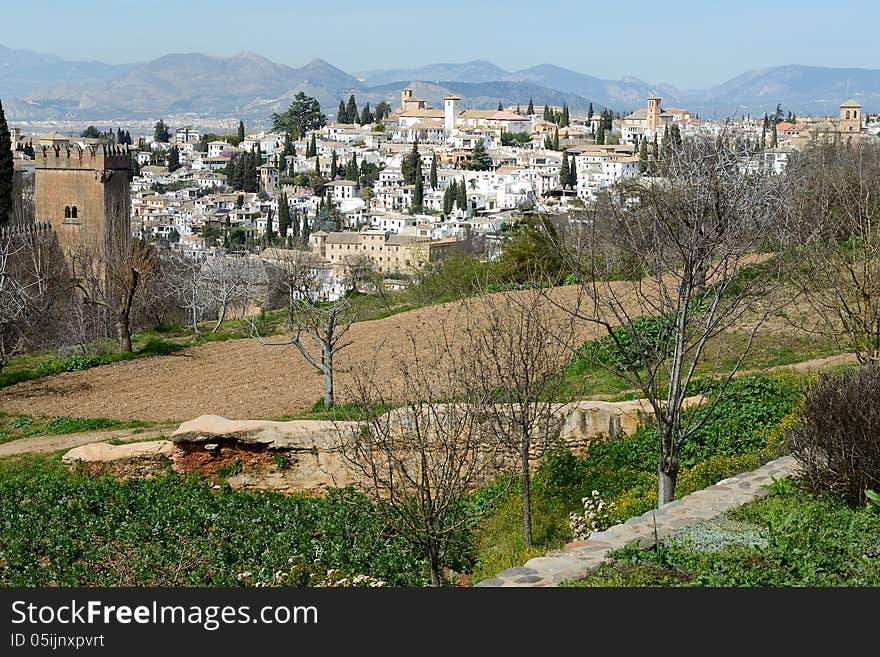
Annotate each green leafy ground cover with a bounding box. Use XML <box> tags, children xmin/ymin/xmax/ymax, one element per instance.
<box><xmin>566</xmin><ymin>479</ymin><xmax>880</xmax><ymax>586</ymax></box>
<box><xmin>0</xmin><ymin>455</ymin><xmax>455</xmax><ymax>587</ymax></box>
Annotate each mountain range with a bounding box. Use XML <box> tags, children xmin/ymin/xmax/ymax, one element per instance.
<box><xmin>2</xmin><ymin>44</ymin><xmax>877</xmax><ymax>123</ymax></box>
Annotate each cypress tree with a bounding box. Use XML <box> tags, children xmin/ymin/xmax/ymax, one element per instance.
<box><xmin>244</xmin><ymin>151</ymin><xmax>258</xmax><ymax>192</ymax></box>
<box><xmin>569</xmin><ymin>153</ymin><xmax>577</xmax><ymax>188</ymax></box>
<box><xmin>278</xmin><ymin>192</ymin><xmax>290</xmax><ymax>238</ymax></box>
<box><xmin>167</xmin><ymin>145</ymin><xmax>180</xmax><ymax>172</ymax></box>
<box><xmin>291</xmin><ymin>207</ymin><xmax>300</xmax><ymax>238</ymax></box>
<box><xmin>265</xmin><ymin>208</ymin><xmax>275</xmax><ymax>244</ymax></box>
<box><xmin>543</xmin><ymin>105</ymin><xmax>550</xmax><ymax>122</ymax></box>
<box><xmin>770</xmin><ymin>124</ymin><xmax>778</xmax><ymax>148</ymax></box>
<box><xmin>237</xmin><ymin>120</ymin><xmax>245</xmax><ymax>144</ymax></box>
<box><xmin>516</xmin><ymin>105</ymin><xmax>521</xmax><ymax>115</ymax></box>
<box><xmin>301</xmin><ymin>213</ymin><xmax>311</xmax><ymax>242</ymax></box>
<box><xmin>527</xmin><ymin>98</ymin><xmax>534</xmax><ymax>115</ymax></box>
<box><xmin>309</xmin><ymin>133</ymin><xmax>317</xmax><ymax>158</ymax></box>
<box><xmin>443</xmin><ymin>186</ymin><xmax>452</xmax><ymax>215</ymax></box>
<box><xmin>429</xmin><ymin>154</ymin><xmax>437</xmax><ymax>190</ymax></box>
<box><xmin>552</xmin><ymin>126</ymin><xmax>559</xmax><ymax>150</ymax></box>
<box><xmin>596</xmin><ymin>123</ymin><xmax>605</xmax><ymax>145</ymax></box>
<box><xmin>498</xmin><ymin>102</ymin><xmax>503</xmax><ymax>111</ymax></box>
<box><xmin>661</xmin><ymin>124</ymin><xmax>671</xmax><ymax>167</ymax></box>
<box><xmin>315</xmin><ymin>154</ymin><xmax>320</xmax><ymax>174</ymax></box>
<box><xmin>330</xmin><ymin>150</ymin><xmax>338</xmax><ymax>179</ymax></box>
<box><xmin>559</xmin><ymin>150</ymin><xmax>570</xmax><ymax>189</ymax></box>
<box><xmin>638</xmin><ymin>137</ymin><xmax>648</xmax><ymax>174</ymax></box>
<box><xmin>226</xmin><ymin>156</ymin><xmax>237</xmax><ymax>191</ymax></box>
<box><xmin>0</xmin><ymin>100</ymin><xmax>12</xmax><ymax>226</ymax></box>
<box><xmin>456</xmin><ymin>177</ymin><xmax>467</xmax><ymax>211</ymax></box>
<box><xmin>337</xmin><ymin>100</ymin><xmax>347</xmax><ymax>123</ymax></box>
<box><xmin>360</xmin><ymin>102</ymin><xmax>372</xmax><ymax>125</ymax></box>
<box><xmin>561</xmin><ymin>103</ymin><xmax>570</xmax><ymax>127</ymax></box>
<box><xmin>346</xmin><ymin>95</ymin><xmax>358</xmax><ymax>125</ymax></box>
<box><xmin>588</xmin><ymin>102</ymin><xmax>593</xmax><ymax>120</ymax></box>
<box><xmin>413</xmin><ymin>174</ymin><xmax>423</xmax><ymax>211</ymax></box>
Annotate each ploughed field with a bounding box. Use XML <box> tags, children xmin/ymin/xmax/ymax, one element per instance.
<box><xmin>0</xmin><ymin>287</ymin><xmax>590</xmax><ymax>422</ymax></box>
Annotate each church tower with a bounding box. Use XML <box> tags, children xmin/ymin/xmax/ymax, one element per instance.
<box><xmin>839</xmin><ymin>99</ymin><xmax>862</xmax><ymax>134</ymax></box>
<box><xmin>444</xmin><ymin>93</ymin><xmax>461</xmax><ymax>137</ymax></box>
<box><xmin>646</xmin><ymin>94</ymin><xmax>662</xmax><ymax>133</ymax></box>
<box><xmin>33</xmin><ymin>144</ymin><xmax>131</xmax><ymax>264</ymax></box>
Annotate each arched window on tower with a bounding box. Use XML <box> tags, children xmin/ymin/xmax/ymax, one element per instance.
<box><xmin>846</xmin><ymin>111</ymin><xmax>851</xmax><ymax>119</ymax></box>
<box><xmin>64</xmin><ymin>206</ymin><xmax>71</xmax><ymax>219</ymax></box>
<box><xmin>71</xmin><ymin>206</ymin><xmax>78</xmax><ymax>219</ymax></box>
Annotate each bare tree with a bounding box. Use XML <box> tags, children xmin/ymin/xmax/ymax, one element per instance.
<box><xmin>341</xmin><ymin>253</ymin><xmax>375</xmax><ymax>294</ymax></box>
<box><xmin>165</xmin><ymin>251</ymin><xmax>213</xmax><ymax>336</ymax></box>
<box><xmin>255</xmin><ymin>251</ymin><xmax>352</xmax><ymax>408</ymax></box>
<box><xmin>551</xmin><ymin>134</ymin><xmax>788</xmax><ymax>506</ymax></box>
<box><xmin>201</xmin><ymin>254</ymin><xmax>266</xmax><ymax>333</ymax></box>
<box><xmin>336</xmin><ymin>331</ymin><xmax>509</xmax><ymax>586</ymax></box>
<box><xmin>72</xmin><ymin>239</ymin><xmax>157</xmax><ymax>353</ymax></box>
<box><xmin>0</xmin><ymin>225</ymin><xmax>62</xmax><ymax>370</ymax></box>
<box><xmin>785</xmin><ymin>140</ymin><xmax>880</xmax><ymax>363</ymax></box>
<box><xmin>460</xmin><ymin>287</ymin><xmax>576</xmax><ymax>546</ymax></box>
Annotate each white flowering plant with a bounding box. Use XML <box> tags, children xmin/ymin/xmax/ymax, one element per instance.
<box><xmin>568</xmin><ymin>490</ymin><xmax>616</xmax><ymax>541</ymax></box>
<box><xmin>236</xmin><ymin>556</ymin><xmax>385</xmax><ymax>587</ymax></box>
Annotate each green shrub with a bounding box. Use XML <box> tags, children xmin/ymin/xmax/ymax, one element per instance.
<box><xmin>579</xmin><ymin>315</ymin><xmax>674</xmax><ymax>372</ymax></box>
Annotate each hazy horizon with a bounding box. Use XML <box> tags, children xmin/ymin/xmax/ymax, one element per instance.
<box><xmin>4</xmin><ymin>0</ymin><xmax>879</xmax><ymax>89</ymax></box>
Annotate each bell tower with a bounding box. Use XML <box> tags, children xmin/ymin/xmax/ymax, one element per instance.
<box><xmin>839</xmin><ymin>99</ymin><xmax>862</xmax><ymax>134</ymax></box>
<box><xmin>647</xmin><ymin>94</ymin><xmax>662</xmax><ymax>133</ymax></box>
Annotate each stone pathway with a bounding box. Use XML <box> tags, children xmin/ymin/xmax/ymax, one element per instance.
<box><xmin>474</xmin><ymin>455</ymin><xmax>798</xmax><ymax>587</ymax></box>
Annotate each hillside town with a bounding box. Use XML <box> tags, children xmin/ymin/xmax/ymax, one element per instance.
<box><xmin>5</xmin><ymin>0</ymin><xmax>880</xmax><ymax>623</ymax></box>
<box><xmin>7</xmin><ymin>88</ymin><xmax>876</xmax><ymax>300</ymax></box>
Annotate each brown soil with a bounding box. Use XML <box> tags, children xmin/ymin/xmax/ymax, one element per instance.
<box><xmin>0</xmin><ymin>287</ymin><xmax>594</xmax><ymax>423</ymax></box>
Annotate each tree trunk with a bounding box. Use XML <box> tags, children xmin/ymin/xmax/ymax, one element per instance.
<box><xmin>657</xmin><ymin>452</ymin><xmax>678</xmax><ymax>507</ymax></box>
<box><xmin>521</xmin><ymin>434</ymin><xmax>533</xmax><ymax>546</ymax></box>
<box><xmin>115</xmin><ymin>317</ymin><xmax>132</xmax><ymax>353</ymax></box>
<box><xmin>212</xmin><ymin>301</ymin><xmax>227</xmax><ymax>333</ymax></box>
<box><xmin>427</xmin><ymin>541</ymin><xmax>441</xmax><ymax>587</ymax></box>
<box><xmin>322</xmin><ymin>343</ymin><xmax>334</xmax><ymax>408</ymax></box>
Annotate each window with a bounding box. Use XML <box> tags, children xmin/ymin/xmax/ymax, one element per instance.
<box><xmin>846</xmin><ymin>111</ymin><xmax>851</xmax><ymax>119</ymax></box>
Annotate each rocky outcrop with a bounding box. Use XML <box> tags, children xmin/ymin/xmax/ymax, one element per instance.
<box><xmin>62</xmin><ymin>396</ymin><xmax>708</xmax><ymax>494</ymax></box>
<box><xmin>62</xmin><ymin>440</ymin><xmax>178</xmax><ymax>477</ymax></box>
<box><xmin>63</xmin><ymin>440</ymin><xmax>177</xmax><ymax>464</ymax></box>
<box><xmin>556</xmin><ymin>396</ymin><xmax>706</xmax><ymax>452</ymax></box>
<box><xmin>170</xmin><ymin>415</ymin><xmax>358</xmax><ymax>451</ymax></box>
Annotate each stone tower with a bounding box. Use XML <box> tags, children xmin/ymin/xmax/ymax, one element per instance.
<box><xmin>646</xmin><ymin>94</ymin><xmax>662</xmax><ymax>133</ymax></box>
<box><xmin>444</xmin><ymin>93</ymin><xmax>461</xmax><ymax>137</ymax></box>
<box><xmin>400</xmin><ymin>88</ymin><xmax>414</xmax><ymax>113</ymax></box>
<box><xmin>839</xmin><ymin>99</ymin><xmax>862</xmax><ymax>134</ymax></box>
<box><xmin>33</xmin><ymin>144</ymin><xmax>131</xmax><ymax>264</ymax></box>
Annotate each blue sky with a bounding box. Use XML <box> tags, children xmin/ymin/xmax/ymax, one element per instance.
<box><xmin>4</xmin><ymin>0</ymin><xmax>877</xmax><ymax>88</ymax></box>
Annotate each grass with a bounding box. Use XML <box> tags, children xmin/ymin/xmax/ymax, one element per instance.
<box><xmin>565</xmin><ymin>479</ymin><xmax>880</xmax><ymax>586</ymax></box>
<box><xmin>558</xmin><ymin>329</ymin><xmax>841</xmax><ymax>401</ymax></box>
<box><xmin>0</xmin><ymin>413</ymin><xmax>156</xmax><ymax>445</ymax></box>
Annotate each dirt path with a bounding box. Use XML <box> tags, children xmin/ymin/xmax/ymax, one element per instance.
<box><xmin>765</xmin><ymin>352</ymin><xmax>857</xmax><ymax>373</ymax></box>
<box><xmin>0</xmin><ymin>287</ymin><xmax>594</xmax><ymax>423</ymax></box>
<box><xmin>0</xmin><ymin>428</ymin><xmax>168</xmax><ymax>457</ymax></box>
